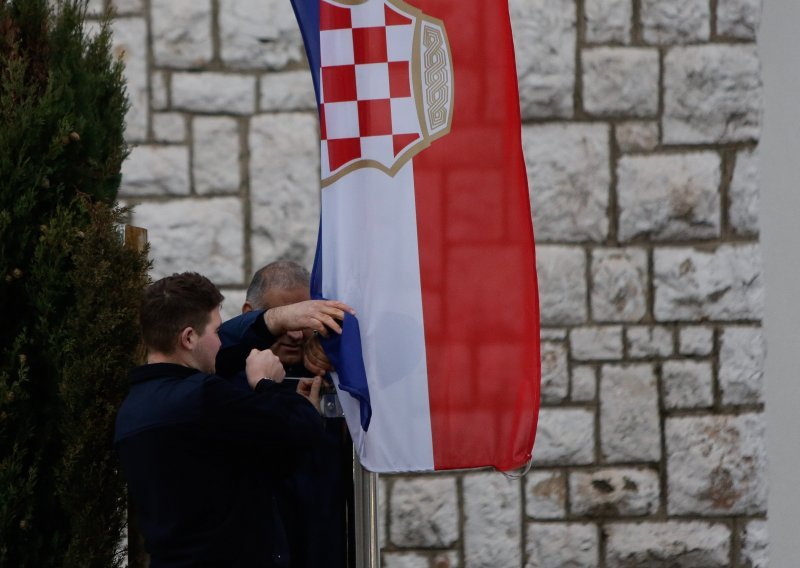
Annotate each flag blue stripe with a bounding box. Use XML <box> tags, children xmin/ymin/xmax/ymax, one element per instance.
<box><xmin>293</xmin><ymin>0</ymin><xmax>372</xmax><ymax>431</ymax></box>
<box><xmin>319</xmin><ymin>313</ymin><xmax>372</xmax><ymax>431</ymax></box>
<box><xmin>289</xmin><ymin>0</ymin><xmax>322</xmax><ymax>104</ymax></box>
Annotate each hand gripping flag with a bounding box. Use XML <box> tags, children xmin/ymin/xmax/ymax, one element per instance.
<box><xmin>292</xmin><ymin>0</ymin><xmax>540</xmax><ymax>473</ymax></box>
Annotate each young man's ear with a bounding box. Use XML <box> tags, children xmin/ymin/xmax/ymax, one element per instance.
<box><xmin>179</xmin><ymin>326</ymin><xmax>196</xmax><ymax>350</ymax></box>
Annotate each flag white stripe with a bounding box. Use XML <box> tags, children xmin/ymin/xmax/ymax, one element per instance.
<box><xmin>322</xmin><ymin>163</ymin><xmax>434</xmax><ymax>472</ymax></box>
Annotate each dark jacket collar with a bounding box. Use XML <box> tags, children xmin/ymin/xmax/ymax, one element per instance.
<box><xmin>129</xmin><ymin>363</ymin><xmax>201</xmax><ymax>384</ymax></box>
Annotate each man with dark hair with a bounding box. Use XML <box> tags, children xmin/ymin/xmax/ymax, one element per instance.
<box><xmin>216</xmin><ymin>261</ymin><xmax>352</xmax><ymax>568</ymax></box>
<box><xmin>138</xmin><ymin>271</ymin><xmax>226</xmax><ymax>368</ymax></box>
<box><xmin>114</xmin><ymin>271</ymin><xmax>353</xmax><ymax>567</ymax></box>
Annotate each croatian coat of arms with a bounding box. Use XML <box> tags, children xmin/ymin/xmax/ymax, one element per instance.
<box><xmin>318</xmin><ymin>0</ymin><xmax>454</xmax><ymax>186</ymax></box>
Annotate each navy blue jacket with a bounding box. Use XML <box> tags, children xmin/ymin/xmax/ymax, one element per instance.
<box><xmin>114</xmin><ymin>363</ymin><xmax>323</xmax><ymax>568</ymax></box>
<box><xmin>216</xmin><ymin>311</ymin><xmax>353</xmax><ymax>568</ymax></box>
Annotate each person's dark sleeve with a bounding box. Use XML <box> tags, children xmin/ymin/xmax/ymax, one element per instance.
<box><xmin>202</xmin><ymin>374</ymin><xmax>323</xmax><ymax>450</ymax></box>
<box><xmin>216</xmin><ymin>309</ymin><xmax>278</xmax><ymax>379</ymax></box>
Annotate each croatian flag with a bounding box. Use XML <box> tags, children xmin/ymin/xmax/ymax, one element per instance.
<box><xmin>291</xmin><ymin>0</ymin><xmax>540</xmax><ymax>473</ymax></box>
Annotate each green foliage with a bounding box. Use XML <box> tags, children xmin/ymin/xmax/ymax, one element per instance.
<box><xmin>0</xmin><ymin>1</ymin><xmax>150</xmax><ymax>565</ymax></box>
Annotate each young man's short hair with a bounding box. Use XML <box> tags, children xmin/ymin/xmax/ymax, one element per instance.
<box><xmin>140</xmin><ymin>272</ymin><xmax>224</xmax><ymax>354</ymax></box>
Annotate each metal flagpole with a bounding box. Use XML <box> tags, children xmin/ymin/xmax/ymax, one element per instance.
<box><xmin>353</xmin><ymin>450</ymin><xmax>380</xmax><ymax>568</ymax></box>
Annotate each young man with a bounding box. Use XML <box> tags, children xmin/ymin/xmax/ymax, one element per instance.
<box><xmin>114</xmin><ymin>272</ymin><xmax>352</xmax><ymax>567</ymax></box>
<box><xmin>216</xmin><ymin>260</ymin><xmax>353</xmax><ymax>568</ymax></box>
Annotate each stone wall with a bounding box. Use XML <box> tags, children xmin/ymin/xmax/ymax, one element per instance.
<box><xmin>94</xmin><ymin>0</ymin><xmax>768</xmax><ymax>566</ymax></box>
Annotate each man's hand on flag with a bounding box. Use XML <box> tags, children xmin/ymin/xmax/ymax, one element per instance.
<box><xmin>264</xmin><ymin>299</ymin><xmax>355</xmax><ymax>337</ymax></box>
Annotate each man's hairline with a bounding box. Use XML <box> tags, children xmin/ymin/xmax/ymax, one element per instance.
<box><xmin>146</xmin><ymin>304</ymin><xmax>222</xmax><ymax>356</ymax></box>
<box><xmin>245</xmin><ymin>261</ymin><xmax>310</xmax><ymax>306</ymax></box>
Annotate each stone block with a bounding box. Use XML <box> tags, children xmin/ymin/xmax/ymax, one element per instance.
<box><xmin>590</xmin><ymin>248</ymin><xmax>648</xmax><ymax>322</ymax></box>
<box><xmin>569</xmin><ymin>468</ymin><xmax>660</xmax><ymax>517</ymax></box>
<box><xmin>585</xmin><ymin>0</ymin><xmax>631</xmax><ymax>43</ymax></box>
<box><xmin>383</xmin><ymin>553</ymin><xmax>428</xmax><ymax>568</ymax></box>
<box><xmin>111</xmin><ymin>18</ymin><xmax>148</xmax><ymax>142</ymax></box>
<box><xmin>740</xmin><ymin>519</ymin><xmax>769</xmax><ymax>568</ymax></box>
<box><xmin>524</xmin><ymin>470</ymin><xmax>566</xmax><ymax>520</ymax></box>
<box><xmin>85</xmin><ymin>0</ymin><xmax>104</xmax><ymax>16</ymax></box>
<box><xmin>120</xmin><ymin>145</ymin><xmax>190</xmax><ymax>196</ymax></box>
<box><xmin>540</xmin><ymin>328</ymin><xmax>568</xmax><ymax>341</ymax></box>
<box><xmin>172</xmin><ymin>73</ymin><xmax>257</xmax><ymax>115</ymax></box>
<box><xmin>541</xmin><ymin>341</ymin><xmax>568</xmax><ymax>403</ymax></box>
<box><xmin>582</xmin><ymin>48</ymin><xmax>659</xmax><ymax>117</ymax></box>
<box><xmin>260</xmin><ymin>71</ymin><xmax>317</xmax><ymax>112</ymax></box>
<box><xmin>523</xmin><ymin>123</ymin><xmax>610</xmax><ymax>242</ymax></box>
<box><xmin>192</xmin><ymin>117</ymin><xmax>241</xmax><ymax>195</ymax></box>
<box><xmin>664</xmin><ymin>45</ymin><xmax>761</xmax><ymax>144</ymax></box>
<box><xmin>379</xmin><ymin>476</ymin><xmax>388</xmax><ymax>549</ymax></box>
<box><xmin>719</xmin><ymin>326</ymin><xmax>765</xmax><ymax>405</ymax></box>
<box><xmin>510</xmin><ymin>0</ymin><xmax>575</xmax><ymax>118</ymax></box>
<box><xmin>571</xmin><ymin>365</ymin><xmax>597</xmax><ymax>402</ymax></box>
<box><xmin>525</xmin><ymin>523</ymin><xmax>598</xmax><ymax>568</ymax></box>
<box><xmin>617</xmin><ymin>152</ymin><xmax>721</xmax><ymax>241</ymax></box>
<box><xmin>600</xmin><ymin>364</ymin><xmax>661</xmax><ymax>462</ymax></box>
<box><xmin>151</xmin><ymin>71</ymin><xmax>168</xmax><ymax>111</ymax></box>
<box><xmin>152</xmin><ymin>113</ymin><xmax>186</xmax><ymax>143</ymax></box>
<box><xmin>151</xmin><ymin>0</ymin><xmax>212</xmax><ymax>68</ymax></box>
<box><xmin>678</xmin><ymin>326</ymin><xmax>714</xmax><ymax>356</ymax></box>
<box><xmin>729</xmin><ymin>147</ymin><xmax>761</xmax><ymax>236</ymax></box>
<box><xmin>390</xmin><ymin>476</ymin><xmax>458</xmax><ymax>548</ymax></box>
<box><xmin>533</xmin><ymin>408</ymin><xmax>595</xmax><ymax>466</ymax></box>
<box><xmin>536</xmin><ymin>246</ymin><xmax>588</xmax><ymax>326</ymax></box>
<box><xmin>626</xmin><ymin>326</ymin><xmax>674</xmax><ymax>359</ymax></box>
<box><xmin>571</xmin><ymin>326</ymin><xmax>623</xmax><ymax>361</ymax></box>
<box><xmin>434</xmin><ymin>551</ymin><xmax>459</xmax><ymax>568</ymax></box>
<box><xmin>463</xmin><ymin>473</ymin><xmax>521</xmax><ymax>568</ymax></box>
<box><xmin>666</xmin><ymin>413</ymin><xmax>768</xmax><ymax>515</ymax></box>
<box><xmin>717</xmin><ymin>0</ymin><xmax>762</xmax><ymax>40</ymax></box>
<box><xmin>653</xmin><ymin>244</ymin><xmax>764</xmax><ymax>321</ymax></box>
<box><xmin>605</xmin><ymin>521</ymin><xmax>730</xmax><ymax>567</ymax></box>
<box><xmin>641</xmin><ymin>0</ymin><xmax>710</xmax><ymax>44</ymax></box>
<box><xmin>219</xmin><ymin>0</ymin><xmax>305</xmax><ymax>70</ymax></box>
<box><xmin>662</xmin><ymin>360</ymin><xmax>714</xmax><ymax>410</ymax></box>
<box><xmin>111</xmin><ymin>0</ymin><xmax>144</xmax><ymax>14</ymax></box>
<box><xmin>131</xmin><ymin>197</ymin><xmax>244</xmax><ymax>284</ymax></box>
<box><xmin>250</xmin><ymin>113</ymin><xmax>320</xmax><ymax>269</ymax></box>
<box><xmin>615</xmin><ymin>121</ymin><xmax>660</xmax><ymax>153</ymax></box>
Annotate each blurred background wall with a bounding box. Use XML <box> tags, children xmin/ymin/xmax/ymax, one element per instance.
<box><xmin>89</xmin><ymin>0</ymin><xmax>787</xmax><ymax>565</ymax></box>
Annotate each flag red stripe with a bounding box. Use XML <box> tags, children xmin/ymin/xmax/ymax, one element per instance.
<box><xmin>409</xmin><ymin>0</ymin><xmax>540</xmax><ymax>471</ymax></box>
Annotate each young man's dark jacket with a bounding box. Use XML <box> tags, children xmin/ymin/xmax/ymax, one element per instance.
<box><xmin>216</xmin><ymin>309</ymin><xmax>354</xmax><ymax>568</ymax></box>
<box><xmin>114</xmin><ymin>361</ymin><xmax>323</xmax><ymax>568</ymax></box>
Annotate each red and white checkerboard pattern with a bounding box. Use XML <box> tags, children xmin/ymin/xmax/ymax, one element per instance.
<box><xmin>319</xmin><ymin>0</ymin><xmax>421</xmax><ymax>178</ymax></box>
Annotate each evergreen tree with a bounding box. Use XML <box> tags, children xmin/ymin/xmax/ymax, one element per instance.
<box><xmin>0</xmin><ymin>1</ymin><xmax>150</xmax><ymax>565</ymax></box>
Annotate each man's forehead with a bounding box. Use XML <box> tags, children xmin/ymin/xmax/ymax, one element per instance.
<box><xmin>263</xmin><ymin>286</ymin><xmax>309</xmax><ymax>308</ymax></box>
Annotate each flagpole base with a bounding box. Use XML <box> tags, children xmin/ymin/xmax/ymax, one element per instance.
<box><xmin>354</xmin><ymin>450</ymin><xmax>380</xmax><ymax>568</ymax></box>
